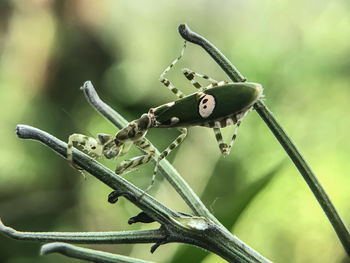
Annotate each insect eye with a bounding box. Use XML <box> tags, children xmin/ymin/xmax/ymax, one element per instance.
<box><xmin>198</xmin><ymin>95</ymin><xmax>215</xmax><ymax>118</ymax></box>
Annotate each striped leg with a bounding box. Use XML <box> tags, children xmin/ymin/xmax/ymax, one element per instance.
<box><xmin>225</xmin><ymin>110</ymin><xmax>250</xmax><ymax>155</ymax></box>
<box><xmin>213</xmin><ymin>128</ymin><xmax>229</xmax><ymax>156</ymax></box>
<box><xmin>159</xmin><ymin>41</ymin><xmax>187</xmax><ymax>99</ymax></box>
<box><xmin>182</xmin><ymin>68</ymin><xmax>218</xmax><ymax>90</ymax></box>
<box><xmin>213</xmin><ymin>110</ymin><xmax>249</xmax><ymax>156</ymax></box>
<box><xmin>115</xmin><ymin>138</ymin><xmax>156</xmax><ymax>175</ymax></box>
<box><xmin>213</xmin><ymin>120</ymin><xmax>243</xmax><ymax>156</ymax></box>
<box><xmin>225</xmin><ymin>120</ymin><xmax>242</xmax><ymax>155</ymax></box>
<box><xmin>67</xmin><ymin>133</ymin><xmax>117</xmax><ymax>160</ymax></box>
<box><xmin>145</xmin><ymin>128</ymin><xmax>188</xmax><ymax>193</ymax></box>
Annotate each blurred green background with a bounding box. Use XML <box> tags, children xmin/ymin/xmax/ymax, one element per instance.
<box><xmin>0</xmin><ymin>0</ymin><xmax>350</xmax><ymax>262</ymax></box>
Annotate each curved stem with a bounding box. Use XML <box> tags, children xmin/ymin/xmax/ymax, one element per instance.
<box><xmin>41</xmin><ymin>242</ymin><xmax>152</xmax><ymax>263</ymax></box>
<box><xmin>178</xmin><ymin>23</ymin><xmax>350</xmax><ymax>256</ymax></box>
<box><xmin>178</xmin><ymin>24</ymin><xmax>245</xmax><ymax>82</ymax></box>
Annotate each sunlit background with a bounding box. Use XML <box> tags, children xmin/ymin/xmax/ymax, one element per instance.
<box><xmin>0</xmin><ymin>0</ymin><xmax>350</xmax><ymax>262</ymax></box>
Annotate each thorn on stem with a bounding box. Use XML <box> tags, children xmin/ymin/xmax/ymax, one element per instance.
<box><xmin>150</xmin><ymin>242</ymin><xmax>161</xmax><ymax>253</ymax></box>
<box><xmin>150</xmin><ymin>228</ymin><xmax>169</xmax><ymax>253</ymax></box>
<box><xmin>128</xmin><ymin>212</ymin><xmax>155</xmax><ymax>225</ymax></box>
<box><xmin>108</xmin><ymin>190</ymin><xmax>130</xmax><ymax>204</ymax></box>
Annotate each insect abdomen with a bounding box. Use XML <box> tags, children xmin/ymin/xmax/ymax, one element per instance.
<box><xmin>153</xmin><ymin>82</ymin><xmax>262</xmax><ymax>128</ymax></box>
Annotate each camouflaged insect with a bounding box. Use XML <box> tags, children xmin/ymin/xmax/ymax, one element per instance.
<box><xmin>67</xmin><ymin>41</ymin><xmax>263</xmax><ymax>191</ymax></box>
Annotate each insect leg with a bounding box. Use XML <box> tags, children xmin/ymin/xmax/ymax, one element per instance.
<box><xmin>115</xmin><ymin>138</ymin><xmax>156</xmax><ymax>175</ymax></box>
<box><xmin>182</xmin><ymin>68</ymin><xmax>219</xmax><ymax>90</ymax></box>
<box><xmin>159</xmin><ymin>41</ymin><xmax>187</xmax><ymax>99</ymax></box>
<box><xmin>182</xmin><ymin>68</ymin><xmax>228</xmax><ymax>91</ymax></box>
<box><xmin>218</xmin><ymin>110</ymin><xmax>250</xmax><ymax>156</ymax></box>
<box><xmin>213</xmin><ymin>128</ymin><xmax>230</xmax><ymax>156</ymax></box>
<box><xmin>224</xmin><ymin>121</ymin><xmax>241</xmax><ymax>156</ymax></box>
<box><xmin>145</xmin><ymin>128</ymin><xmax>188</xmax><ymax>193</ymax></box>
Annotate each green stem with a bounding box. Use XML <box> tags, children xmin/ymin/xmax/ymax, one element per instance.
<box><xmin>254</xmin><ymin>100</ymin><xmax>350</xmax><ymax>254</ymax></box>
<box><xmin>15</xmin><ymin>125</ymin><xmax>179</xmax><ymax>225</ymax></box>
<box><xmin>41</xmin><ymin>242</ymin><xmax>153</xmax><ymax>263</ymax></box>
<box><xmin>14</xmin><ymin>124</ymin><xmax>271</xmax><ymax>262</ymax></box>
<box><xmin>178</xmin><ymin>23</ymin><xmax>350</xmax><ymax>256</ymax></box>
<box><xmin>0</xmin><ymin>218</ymin><xmax>165</xmax><ymax>244</ymax></box>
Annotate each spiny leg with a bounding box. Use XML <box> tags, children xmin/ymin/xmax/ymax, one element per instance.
<box><xmin>225</xmin><ymin>120</ymin><xmax>241</xmax><ymax>155</ymax></box>
<box><xmin>213</xmin><ymin>128</ymin><xmax>229</xmax><ymax>156</ymax></box>
<box><xmin>159</xmin><ymin>41</ymin><xmax>187</xmax><ymax>99</ymax></box>
<box><xmin>213</xmin><ymin>110</ymin><xmax>249</xmax><ymax>156</ymax></box>
<box><xmin>115</xmin><ymin>138</ymin><xmax>156</xmax><ymax>175</ymax></box>
<box><xmin>145</xmin><ymin>128</ymin><xmax>188</xmax><ymax>193</ymax></box>
<box><xmin>225</xmin><ymin>110</ymin><xmax>250</xmax><ymax>155</ymax></box>
<box><xmin>182</xmin><ymin>68</ymin><xmax>219</xmax><ymax>90</ymax></box>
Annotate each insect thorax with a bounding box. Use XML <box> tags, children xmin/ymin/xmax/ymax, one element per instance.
<box><xmin>115</xmin><ymin>114</ymin><xmax>153</xmax><ymax>144</ymax></box>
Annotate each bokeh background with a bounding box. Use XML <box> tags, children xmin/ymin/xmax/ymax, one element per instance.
<box><xmin>0</xmin><ymin>0</ymin><xmax>350</xmax><ymax>262</ymax></box>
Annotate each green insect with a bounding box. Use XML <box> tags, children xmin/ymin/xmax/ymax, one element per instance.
<box><xmin>67</xmin><ymin>41</ymin><xmax>263</xmax><ymax>190</ymax></box>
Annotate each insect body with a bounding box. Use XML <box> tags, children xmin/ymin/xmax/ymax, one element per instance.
<box><xmin>153</xmin><ymin>82</ymin><xmax>262</xmax><ymax>128</ymax></box>
<box><xmin>67</xmin><ymin>42</ymin><xmax>263</xmax><ymax>191</ymax></box>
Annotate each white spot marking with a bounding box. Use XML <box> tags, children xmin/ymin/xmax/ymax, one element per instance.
<box><xmin>226</xmin><ymin>118</ymin><xmax>234</xmax><ymax>126</ymax></box>
<box><xmin>214</xmin><ymin>121</ymin><xmax>221</xmax><ymax>128</ymax></box>
<box><xmin>198</xmin><ymin>94</ymin><xmax>215</xmax><ymax>118</ymax></box>
<box><xmin>217</xmin><ymin>81</ymin><xmax>228</xmax><ymax>86</ymax></box>
<box><xmin>166</xmin><ymin>102</ymin><xmax>175</xmax><ymax>107</ymax></box>
<box><xmin>170</xmin><ymin>117</ymin><xmax>180</xmax><ymax>125</ymax></box>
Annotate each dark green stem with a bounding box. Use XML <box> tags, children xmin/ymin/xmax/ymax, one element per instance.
<box><xmin>0</xmin><ymin>218</ymin><xmax>165</xmax><ymax>244</ymax></box>
<box><xmin>41</xmin><ymin>243</ymin><xmax>152</xmax><ymax>263</ymax></box>
<box><xmin>178</xmin><ymin>23</ymin><xmax>350</xmax><ymax>256</ymax></box>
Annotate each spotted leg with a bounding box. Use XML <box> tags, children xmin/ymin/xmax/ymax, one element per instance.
<box><xmin>212</xmin><ymin>110</ymin><xmax>250</xmax><ymax>156</ymax></box>
<box><xmin>115</xmin><ymin>138</ymin><xmax>156</xmax><ymax>175</ymax></box>
<box><xmin>159</xmin><ymin>41</ymin><xmax>187</xmax><ymax>99</ymax></box>
<box><xmin>225</xmin><ymin>109</ymin><xmax>251</xmax><ymax>155</ymax></box>
<box><xmin>182</xmin><ymin>68</ymin><xmax>229</xmax><ymax>92</ymax></box>
<box><xmin>68</xmin><ymin>133</ymin><xmax>118</xmax><ymax>160</ymax></box>
<box><xmin>213</xmin><ymin>128</ymin><xmax>230</xmax><ymax>156</ymax></box>
<box><xmin>182</xmin><ymin>68</ymin><xmax>219</xmax><ymax>91</ymax></box>
<box><xmin>67</xmin><ymin>133</ymin><xmax>117</xmax><ymax>178</ymax></box>
<box><xmin>145</xmin><ymin>128</ymin><xmax>188</xmax><ymax>193</ymax></box>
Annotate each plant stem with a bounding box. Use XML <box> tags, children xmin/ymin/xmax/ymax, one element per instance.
<box><xmin>254</xmin><ymin>100</ymin><xmax>350</xmax><ymax>254</ymax></box>
<box><xmin>0</xmin><ymin>218</ymin><xmax>165</xmax><ymax>244</ymax></box>
<box><xmin>178</xmin><ymin>23</ymin><xmax>350</xmax><ymax>256</ymax></box>
<box><xmin>14</xmin><ymin>124</ymin><xmax>271</xmax><ymax>262</ymax></box>
<box><xmin>41</xmin><ymin>242</ymin><xmax>153</xmax><ymax>263</ymax></box>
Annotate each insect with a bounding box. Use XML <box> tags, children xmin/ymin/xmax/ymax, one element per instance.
<box><xmin>67</xmin><ymin>41</ymin><xmax>263</xmax><ymax>190</ymax></box>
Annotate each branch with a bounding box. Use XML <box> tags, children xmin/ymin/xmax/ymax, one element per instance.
<box><xmin>15</xmin><ymin>124</ymin><xmax>178</xmax><ymax>225</ymax></box>
<box><xmin>41</xmin><ymin>242</ymin><xmax>153</xmax><ymax>263</ymax></box>
<box><xmin>178</xmin><ymin>23</ymin><xmax>350</xmax><ymax>256</ymax></box>
<box><xmin>14</xmin><ymin>124</ymin><xmax>271</xmax><ymax>262</ymax></box>
<box><xmin>0</xmin><ymin>218</ymin><xmax>165</xmax><ymax>244</ymax></box>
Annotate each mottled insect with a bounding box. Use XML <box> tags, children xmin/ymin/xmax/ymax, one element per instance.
<box><xmin>67</xmin><ymin>42</ymin><xmax>263</xmax><ymax>190</ymax></box>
